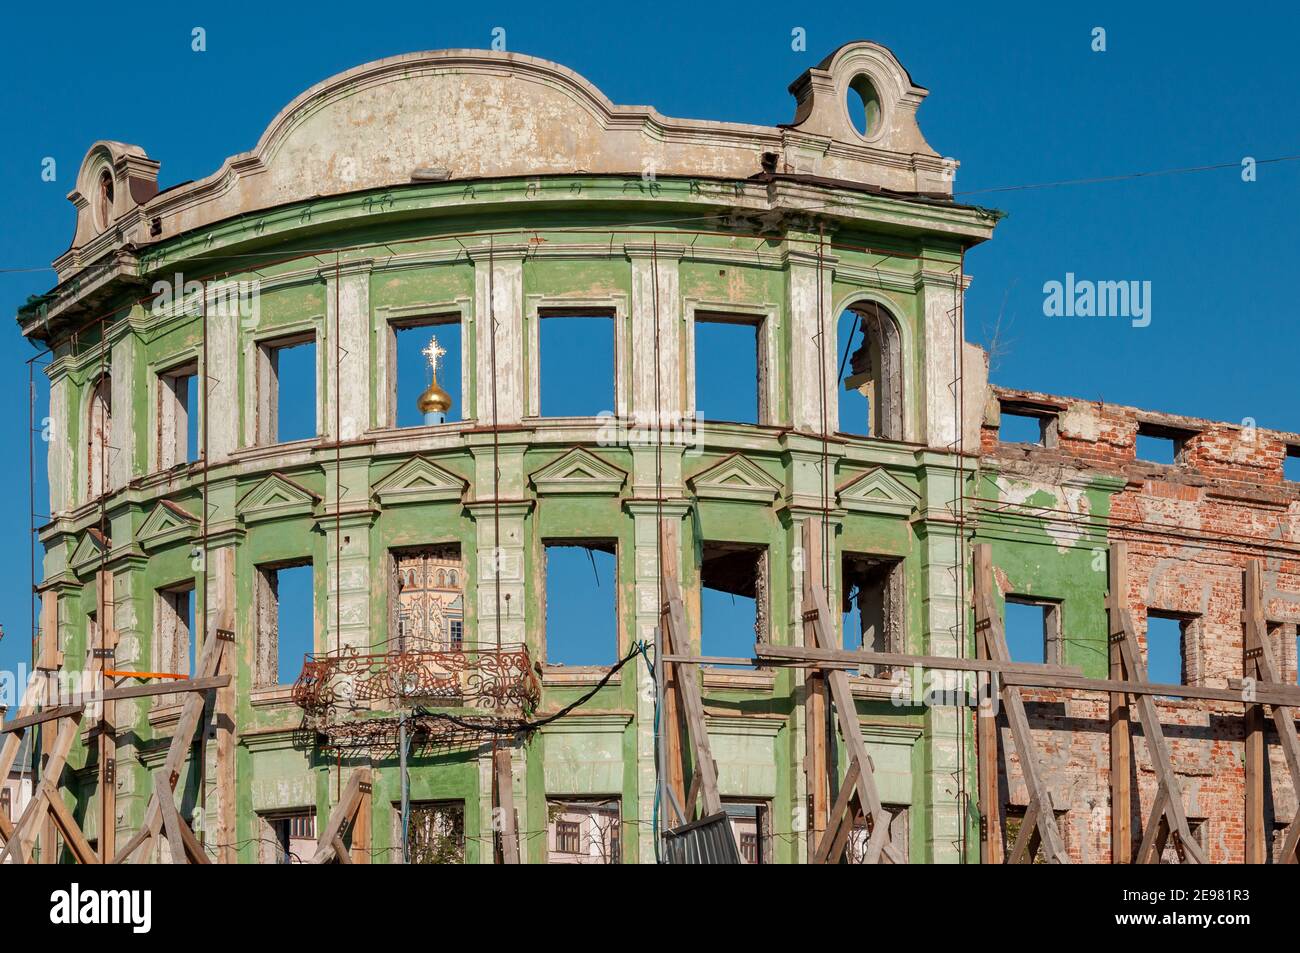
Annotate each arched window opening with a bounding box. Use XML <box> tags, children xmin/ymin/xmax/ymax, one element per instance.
<box><xmin>837</xmin><ymin>302</ymin><xmax>902</xmax><ymax>440</ymax></box>
<box><xmin>96</xmin><ymin>170</ymin><xmax>114</xmax><ymax>230</ymax></box>
<box><xmin>86</xmin><ymin>375</ymin><xmax>112</xmax><ymax>499</ymax></box>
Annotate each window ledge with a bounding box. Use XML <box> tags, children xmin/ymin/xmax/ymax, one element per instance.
<box><xmin>540</xmin><ymin>665</ymin><xmax>621</xmax><ymax>688</ymax></box>
<box><xmin>250</xmin><ymin>685</ymin><xmax>297</xmax><ymax>707</ymax></box>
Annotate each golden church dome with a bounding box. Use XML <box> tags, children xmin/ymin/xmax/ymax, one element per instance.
<box><xmin>417</xmin><ymin>378</ymin><xmax>452</xmax><ymax>414</ymax></box>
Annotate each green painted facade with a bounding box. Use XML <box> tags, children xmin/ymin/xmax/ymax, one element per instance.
<box><xmin>30</xmin><ymin>165</ymin><xmax>1003</xmax><ymax>862</ymax></box>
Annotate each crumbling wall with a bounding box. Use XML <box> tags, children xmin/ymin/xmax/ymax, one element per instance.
<box><xmin>982</xmin><ymin>386</ymin><xmax>1300</xmax><ymax>862</ymax></box>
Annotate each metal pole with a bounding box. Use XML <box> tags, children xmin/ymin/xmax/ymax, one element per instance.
<box><xmin>399</xmin><ymin>713</ymin><xmax>410</xmax><ymax>863</ymax></box>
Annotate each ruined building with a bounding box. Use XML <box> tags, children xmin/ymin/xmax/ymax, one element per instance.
<box><xmin>6</xmin><ymin>42</ymin><xmax>1298</xmax><ymax>864</ymax></box>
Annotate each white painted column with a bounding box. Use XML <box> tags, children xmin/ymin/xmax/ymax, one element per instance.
<box><xmin>46</xmin><ymin>372</ymin><xmax>72</xmax><ymax>516</ymax></box>
<box><xmin>918</xmin><ymin>268</ymin><xmax>968</xmax><ymax>451</ymax></box>
<box><xmin>473</xmin><ymin>246</ymin><xmax>526</xmax><ymax>425</ymax></box>
<box><xmin>783</xmin><ymin>242</ymin><xmax>838</xmax><ymax>434</ymax></box>
<box><xmin>321</xmin><ymin>261</ymin><xmax>373</xmax><ymax>441</ymax></box>
<box><xmin>109</xmin><ymin>330</ymin><xmax>136</xmax><ymax>492</ymax></box>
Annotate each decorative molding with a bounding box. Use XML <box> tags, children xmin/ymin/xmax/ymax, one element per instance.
<box><xmin>687</xmin><ymin>453</ymin><xmax>783</xmax><ymax>503</ymax></box>
<box><xmin>137</xmin><ymin>499</ymin><xmax>199</xmax><ymax>552</ymax></box>
<box><xmin>529</xmin><ymin>447</ymin><xmax>627</xmax><ymax>496</ymax></box>
<box><xmin>69</xmin><ymin>528</ymin><xmax>110</xmax><ymax>578</ymax></box>
<box><xmin>237</xmin><ymin>471</ymin><xmax>321</xmax><ymax>524</ymax></box>
<box><xmin>370</xmin><ymin>455</ymin><xmax>468</xmax><ymax>506</ymax></box>
<box><xmin>836</xmin><ymin>466</ymin><xmax>920</xmax><ymax>517</ymax></box>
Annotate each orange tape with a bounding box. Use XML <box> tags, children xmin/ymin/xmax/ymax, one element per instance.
<box><xmin>103</xmin><ymin>669</ymin><xmax>190</xmax><ymax>681</ymax></box>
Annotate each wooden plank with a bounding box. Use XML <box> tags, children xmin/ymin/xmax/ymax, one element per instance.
<box><xmin>1</xmin><ymin>705</ymin><xmax>83</xmax><ymax>734</ymax></box>
<box><xmin>351</xmin><ymin>781</ymin><xmax>371</xmax><ymax>864</ymax></box>
<box><xmin>213</xmin><ymin>553</ymin><xmax>238</xmax><ymax>865</ymax></box>
<box><xmin>657</xmin><ymin>520</ymin><xmax>687</xmax><ymax>826</ymax></box>
<box><xmin>812</xmin><ymin>756</ymin><xmax>860</xmax><ymax>864</ymax></box>
<box><xmin>1243</xmin><ymin>561</ymin><xmax>1267</xmax><ymax>864</ymax></box>
<box><xmin>1113</xmin><ymin>609</ymin><xmax>1206</xmax><ymax>864</ymax></box>
<box><xmin>113</xmin><ymin>629</ymin><xmax>230</xmax><ymax>863</ymax></box>
<box><xmin>977</xmin><ymin>619</ymin><xmax>1002</xmax><ymax>865</ymax></box>
<box><xmin>806</xmin><ymin>579</ymin><xmax>905</xmax><ymax>864</ymax></box>
<box><xmin>154</xmin><ymin>771</ymin><xmax>188</xmax><ymax>865</ymax></box>
<box><xmin>494</xmin><ymin>746</ymin><xmax>520</xmax><ymax>864</ymax></box>
<box><xmin>46</xmin><ymin>789</ymin><xmax>100</xmax><ymax>865</ymax></box>
<box><xmin>0</xmin><ymin>675</ymin><xmax>46</xmax><ymax>780</ymax></box>
<box><xmin>97</xmin><ymin>569</ymin><xmax>117</xmax><ymax>863</ymax></box>
<box><xmin>756</xmin><ymin>642</ymin><xmax>1084</xmax><ymax>678</ymax></box>
<box><xmin>1008</xmin><ymin>797</ymin><xmax>1041</xmax><ymax>864</ymax></box>
<box><xmin>332</xmin><ymin>836</ymin><xmax>353</xmax><ymax>864</ymax></box>
<box><xmin>1</xmin><ymin>676</ymin><xmax>236</xmax><ymax>735</ymax></box>
<box><xmin>310</xmin><ymin>767</ymin><xmax>369</xmax><ymax>864</ymax></box>
<box><xmin>802</xmin><ymin>519</ymin><xmax>830</xmax><ymax>853</ymax></box>
<box><xmin>663</xmin><ymin>574</ymin><xmax>723</xmax><ymax>818</ymax></box>
<box><xmin>1242</xmin><ymin>560</ymin><xmax>1300</xmax><ymax>863</ymax></box>
<box><xmin>0</xmin><ymin>711</ymin><xmax>83</xmax><ymax>864</ymax></box>
<box><xmin>1107</xmin><ymin>544</ymin><xmax>1132</xmax><ymax>864</ymax></box>
<box><xmin>973</xmin><ymin>545</ymin><xmax>1068</xmax><ymax>864</ymax></box>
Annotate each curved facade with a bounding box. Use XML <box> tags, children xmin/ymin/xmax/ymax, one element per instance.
<box><xmin>23</xmin><ymin>42</ymin><xmax>1007</xmax><ymax>863</ymax></box>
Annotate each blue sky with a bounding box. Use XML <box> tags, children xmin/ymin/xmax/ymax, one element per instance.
<box><xmin>1</xmin><ymin>1</ymin><xmax>1298</xmax><ymax>682</ymax></box>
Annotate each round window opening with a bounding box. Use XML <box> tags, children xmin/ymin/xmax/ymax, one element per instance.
<box><xmin>847</xmin><ymin>74</ymin><xmax>882</xmax><ymax>138</ymax></box>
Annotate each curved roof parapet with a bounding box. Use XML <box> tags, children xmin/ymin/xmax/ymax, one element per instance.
<box><xmin>57</xmin><ymin>42</ymin><xmax>957</xmax><ymax>271</ymax></box>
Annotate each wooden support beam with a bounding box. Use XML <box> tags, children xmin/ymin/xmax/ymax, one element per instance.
<box><xmin>97</xmin><ymin>569</ymin><xmax>117</xmax><ymax>863</ymax></box>
<box><xmin>811</xmin><ymin>756</ymin><xmax>860</xmax><ymax>864</ymax></box>
<box><xmin>973</xmin><ymin>544</ymin><xmax>1069</xmax><ymax>864</ymax></box>
<box><xmin>1113</xmin><ymin>608</ymin><xmax>1206</xmax><ymax>864</ymax></box>
<box><xmin>1242</xmin><ymin>560</ymin><xmax>1300</xmax><ymax>864</ymax></box>
<box><xmin>494</xmin><ymin>746</ymin><xmax>520</xmax><ymax>864</ymax></box>
<box><xmin>0</xmin><ymin>711</ymin><xmax>83</xmax><ymax>864</ymax></box>
<box><xmin>657</xmin><ymin>521</ymin><xmax>687</xmax><ymax>826</ymax></box>
<box><xmin>757</xmin><ymin>643</ymin><xmax>1083</xmax><ymax>678</ymax></box>
<box><xmin>46</xmin><ymin>787</ymin><xmax>100</xmax><ymax>865</ymax></box>
<box><xmin>310</xmin><ymin>767</ymin><xmax>370</xmax><ymax>864</ymax></box>
<box><xmin>802</xmin><ymin>520</ymin><xmax>904</xmax><ymax>864</ymax></box>
<box><xmin>802</xmin><ymin>518</ymin><xmax>830</xmax><ymax>855</ymax></box>
<box><xmin>113</xmin><ymin>627</ymin><xmax>230</xmax><ymax>864</ymax></box>
<box><xmin>665</xmin><ymin>569</ymin><xmax>728</xmax><ymax>816</ymax></box>
<box><xmin>1244</xmin><ymin>560</ymin><xmax>1267</xmax><ymax>864</ymax></box>
<box><xmin>1108</xmin><ymin>544</ymin><xmax>1132</xmax><ymax>864</ymax></box>
<box><xmin>977</xmin><ymin>613</ymin><xmax>1002</xmax><ymax>865</ymax></box>
<box><xmin>155</xmin><ymin>771</ymin><xmax>189</xmax><ymax>865</ymax></box>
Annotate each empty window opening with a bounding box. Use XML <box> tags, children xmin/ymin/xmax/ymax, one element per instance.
<box><xmin>256</xmin><ymin>334</ymin><xmax>316</xmax><ymax>444</ymax></box>
<box><xmin>544</xmin><ymin>541</ymin><xmax>617</xmax><ymax>666</ymax></box>
<box><xmin>999</xmin><ymin>404</ymin><xmax>1059</xmax><ymax>448</ymax></box>
<box><xmin>86</xmin><ymin>374</ymin><xmax>112</xmax><ymax>499</ymax></box>
<box><xmin>1145</xmin><ymin>612</ymin><xmax>1192</xmax><ymax>690</ymax></box>
<box><xmin>547</xmin><ymin>798</ymin><xmax>620</xmax><ymax>864</ymax></box>
<box><xmin>539</xmin><ymin>311</ymin><xmax>613</xmax><ymax>417</ymax></box>
<box><xmin>841</xmin><ymin>553</ymin><xmax>905</xmax><ymax>676</ymax></box>
<box><xmin>390</xmin><ymin>316</ymin><xmax>462</xmax><ymax>427</ymax></box>
<box><xmin>1003</xmin><ymin>597</ymin><xmax>1062</xmax><ymax>665</ymax></box>
<box><xmin>837</xmin><ymin>303</ymin><xmax>902</xmax><ymax>440</ymax></box>
<box><xmin>255</xmin><ymin>561</ymin><xmax>314</xmax><ymax>686</ymax></box>
<box><xmin>1285</xmin><ymin>446</ymin><xmax>1300</xmax><ymax>483</ymax></box>
<box><xmin>157</xmin><ymin>362</ymin><xmax>199</xmax><ymax>468</ymax></box>
<box><xmin>701</xmin><ymin>542</ymin><xmax>768</xmax><ymax>667</ymax></box>
<box><xmin>390</xmin><ymin>545</ymin><xmax>464</xmax><ymax>652</ymax></box>
<box><xmin>400</xmin><ymin>800</ymin><xmax>466</xmax><ymax>864</ymax></box>
<box><xmin>723</xmin><ymin>800</ymin><xmax>771</xmax><ymax>864</ymax></box>
<box><xmin>257</xmin><ymin>810</ymin><xmax>316</xmax><ymax>864</ymax></box>
<box><xmin>1160</xmin><ymin>817</ymin><xmax>1206</xmax><ymax>864</ymax></box>
<box><xmin>1136</xmin><ymin>422</ymin><xmax>1192</xmax><ymax>465</ymax></box>
<box><xmin>96</xmin><ymin>170</ymin><xmax>114</xmax><ymax>229</ymax></box>
<box><xmin>1002</xmin><ymin>806</ymin><xmax>1068</xmax><ymax>863</ymax></box>
<box><xmin>155</xmin><ymin>582</ymin><xmax>195</xmax><ymax>703</ymax></box>
<box><xmin>847</xmin><ymin>804</ymin><xmax>909</xmax><ymax>863</ymax></box>
<box><xmin>694</xmin><ymin>312</ymin><xmax>765</xmax><ymax>425</ymax></box>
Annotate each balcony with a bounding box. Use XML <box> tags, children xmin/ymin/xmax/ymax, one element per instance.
<box><xmin>292</xmin><ymin>639</ymin><xmax>541</xmax><ymax>752</ymax></box>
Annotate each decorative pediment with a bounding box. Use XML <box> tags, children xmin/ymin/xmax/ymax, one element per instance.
<box><xmin>836</xmin><ymin>467</ymin><xmax>920</xmax><ymax>517</ymax></box>
<box><xmin>687</xmin><ymin>453</ymin><xmax>783</xmax><ymax>503</ymax></box>
<box><xmin>529</xmin><ymin>447</ymin><xmax>627</xmax><ymax>496</ymax></box>
<box><xmin>70</xmin><ymin>528</ymin><xmax>110</xmax><ymax>577</ymax></box>
<box><xmin>238</xmin><ymin>471</ymin><xmax>320</xmax><ymax>524</ymax></box>
<box><xmin>371</xmin><ymin>456</ymin><xmax>468</xmax><ymax>506</ymax></box>
<box><xmin>137</xmin><ymin>499</ymin><xmax>199</xmax><ymax>552</ymax></box>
